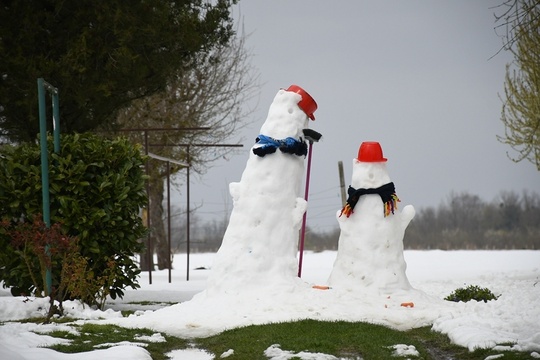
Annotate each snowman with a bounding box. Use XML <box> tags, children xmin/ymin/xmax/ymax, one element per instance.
<box><xmin>205</xmin><ymin>85</ymin><xmax>318</xmax><ymax>296</ymax></box>
<box><xmin>327</xmin><ymin>142</ymin><xmax>416</xmax><ymax>296</ymax></box>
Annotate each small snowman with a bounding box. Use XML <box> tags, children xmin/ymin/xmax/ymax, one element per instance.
<box><xmin>327</xmin><ymin>142</ymin><xmax>415</xmax><ymax>295</ymax></box>
<box><xmin>205</xmin><ymin>85</ymin><xmax>318</xmax><ymax>296</ymax></box>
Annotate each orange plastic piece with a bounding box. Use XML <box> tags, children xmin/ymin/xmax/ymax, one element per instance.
<box><xmin>312</xmin><ymin>285</ymin><xmax>330</xmax><ymax>290</ymax></box>
<box><xmin>400</xmin><ymin>302</ymin><xmax>415</xmax><ymax>308</ymax></box>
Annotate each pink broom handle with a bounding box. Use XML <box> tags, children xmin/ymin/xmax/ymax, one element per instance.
<box><xmin>298</xmin><ymin>129</ymin><xmax>322</xmax><ymax>277</ymax></box>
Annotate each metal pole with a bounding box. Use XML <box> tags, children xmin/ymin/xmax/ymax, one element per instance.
<box><xmin>167</xmin><ymin>161</ymin><xmax>172</xmax><ymax>283</ymax></box>
<box><xmin>50</xmin><ymin>84</ymin><xmax>60</xmax><ymax>295</ymax></box>
<box><xmin>186</xmin><ymin>146</ymin><xmax>191</xmax><ymax>281</ymax></box>
<box><xmin>52</xmin><ymin>91</ymin><xmax>60</xmax><ymax>153</ymax></box>
<box><xmin>37</xmin><ymin>79</ymin><xmax>50</xmax><ymax>228</ymax></box>
<box><xmin>37</xmin><ymin>78</ymin><xmax>52</xmax><ymax>296</ymax></box>
<box><xmin>37</xmin><ymin>78</ymin><xmax>60</xmax><ymax>296</ymax></box>
<box><xmin>144</xmin><ymin>131</ymin><xmax>152</xmax><ymax>284</ymax></box>
<box><xmin>338</xmin><ymin>161</ymin><xmax>346</xmax><ymax>207</ymax></box>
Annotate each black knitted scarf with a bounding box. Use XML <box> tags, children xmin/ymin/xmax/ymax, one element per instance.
<box><xmin>339</xmin><ymin>182</ymin><xmax>400</xmax><ymax>218</ymax></box>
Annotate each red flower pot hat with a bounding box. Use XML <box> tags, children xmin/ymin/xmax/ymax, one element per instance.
<box><xmin>285</xmin><ymin>85</ymin><xmax>318</xmax><ymax>120</ymax></box>
<box><xmin>357</xmin><ymin>142</ymin><xmax>388</xmax><ymax>162</ymax></box>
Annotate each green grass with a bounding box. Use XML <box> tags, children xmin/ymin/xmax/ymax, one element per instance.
<box><xmin>47</xmin><ymin>323</ymin><xmax>189</xmax><ymax>360</ymax></box>
<box><xmin>16</xmin><ymin>318</ymin><xmax>532</xmax><ymax>359</ymax></box>
<box><xmin>197</xmin><ymin>319</ymin><xmax>423</xmax><ymax>359</ymax></box>
<box><xmin>196</xmin><ymin>320</ymin><xmax>452</xmax><ymax>359</ymax></box>
<box><xmin>195</xmin><ymin>321</ymin><xmax>534</xmax><ymax>359</ymax></box>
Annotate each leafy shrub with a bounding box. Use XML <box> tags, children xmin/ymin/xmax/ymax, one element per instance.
<box><xmin>444</xmin><ymin>285</ymin><xmax>500</xmax><ymax>303</ymax></box>
<box><xmin>0</xmin><ymin>215</ymin><xmax>77</xmax><ymax>296</ymax></box>
<box><xmin>0</xmin><ymin>133</ymin><xmax>147</xmax><ymax>307</ymax></box>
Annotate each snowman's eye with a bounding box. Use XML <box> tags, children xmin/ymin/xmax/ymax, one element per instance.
<box><xmin>288</xmin><ymin>107</ymin><xmax>293</xmax><ymax>114</ymax></box>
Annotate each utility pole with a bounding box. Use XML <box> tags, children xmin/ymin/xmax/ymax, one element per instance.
<box><xmin>338</xmin><ymin>161</ymin><xmax>346</xmax><ymax>207</ymax></box>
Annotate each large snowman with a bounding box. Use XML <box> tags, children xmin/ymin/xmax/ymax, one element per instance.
<box><xmin>328</xmin><ymin>142</ymin><xmax>416</xmax><ymax>296</ymax></box>
<box><xmin>205</xmin><ymin>85</ymin><xmax>318</xmax><ymax>296</ymax></box>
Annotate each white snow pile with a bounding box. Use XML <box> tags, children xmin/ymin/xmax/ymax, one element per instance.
<box><xmin>1</xmin><ymin>250</ymin><xmax>539</xmax><ymax>359</ymax></box>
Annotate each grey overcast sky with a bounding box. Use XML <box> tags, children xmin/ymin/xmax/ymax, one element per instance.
<box><xmin>182</xmin><ymin>1</ymin><xmax>539</xmax><ymax>232</ymax></box>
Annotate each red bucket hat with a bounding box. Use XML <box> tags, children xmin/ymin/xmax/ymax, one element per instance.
<box><xmin>285</xmin><ymin>84</ymin><xmax>318</xmax><ymax>120</ymax></box>
<box><xmin>357</xmin><ymin>142</ymin><xmax>388</xmax><ymax>162</ymax></box>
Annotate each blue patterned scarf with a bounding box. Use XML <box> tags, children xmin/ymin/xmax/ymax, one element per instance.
<box><xmin>252</xmin><ymin>135</ymin><xmax>307</xmax><ymax>157</ymax></box>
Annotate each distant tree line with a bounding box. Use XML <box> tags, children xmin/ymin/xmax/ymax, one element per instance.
<box><xmin>167</xmin><ymin>190</ymin><xmax>539</xmax><ymax>253</ymax></box>
<box><xmin>405</xmin><ymin>190</ymin><xmax>539</xmax><ymax>250</ymax></box>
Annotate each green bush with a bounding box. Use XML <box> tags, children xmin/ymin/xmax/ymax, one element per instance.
<box><xmin>0</xmin><ymin>133</ymin><xmax>147</xmax><ymax>306</ymax></box>
<box><xmin>444</xmin><ymin>285</ymin><xmax>500</xmax><ymax>303</ymax></box>
<box><xmin>0</xmin><ymin>215</ymin><xmax>76</xmax><ymax>297</ymax></box>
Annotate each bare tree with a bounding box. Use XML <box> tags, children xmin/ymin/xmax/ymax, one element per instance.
<box><xmin>495</xmin><ymin>191</ymin><xmax>522</xmax><ymax>230</ymax></box>
<box><xmin>493</xmin><ymin>0</ymin><xmax>540</xmax><ymax>53</ymax></box>
<box><xmin>494</xmin><ymin>0</ymin><xmax>540</xmax><ymax>169</ymax></box>
<box><xmin>114</xmin><ymin>31</ymin><xmax>260</xmax><ymax>270</ymax></box>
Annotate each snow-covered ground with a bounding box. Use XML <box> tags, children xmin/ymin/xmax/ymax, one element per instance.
<box><xmin>0</xmin><ymin>250</ymin><xmax>539</xmax><ymax>359</ymax></box>
<box><xmin>1</xmin><ymin>88</ymin><xmax>539</xmax><ymax>360</ymax></box>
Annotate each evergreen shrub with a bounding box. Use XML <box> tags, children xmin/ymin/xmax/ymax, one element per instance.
<box><xmin>444</xmin><ymin>285</ymin><xmax>500</xmax><ymax>303</ymax></box>
<box><xmin>0</xmin><ymin>133</ymin><xmax>147</xmax><ymax>307</ymax></box>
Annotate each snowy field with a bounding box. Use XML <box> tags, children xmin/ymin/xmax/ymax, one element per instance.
<box><xmin>0</xmin><ymin>249</ymin><xmax>539</xmax><ymax>359</ymax></box>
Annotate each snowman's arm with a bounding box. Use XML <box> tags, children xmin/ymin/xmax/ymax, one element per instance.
<box><xmin>229</xmin><ymin>182</ymin><xmax>240</xmax><ymax>202</ymax></box>
<box><xmin>401</xmin><ymin>205</ymin><xmax>415</xmax><ymax>227</ymax></box>
<box><xmin>292</xmin><ymin>197</ymin><xmax>308</xmax><ymax>228</ymax></box>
